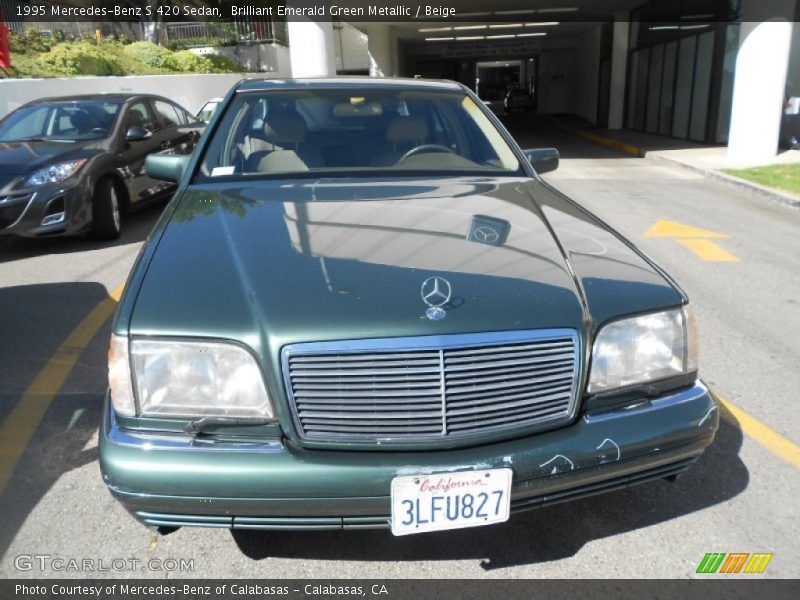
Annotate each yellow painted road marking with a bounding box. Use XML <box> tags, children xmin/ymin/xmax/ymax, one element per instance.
<box><xmin>642</xmin><ymin>220</ymin><xmax>740</xmax><ymax>262</ymax></box>
<box><xmin>643</xmin><ymin>220</ymin><xmax>730</xmax><ymax>239</ymax></box>
<box><xmin>0</xmin><ymin>284</ymin><xmax>124</xmax><ymax>498</ymax></box>
<box><xmin>677</xmin><ymin>239</ymin><xmax>741</xmax><ymax>262</ymax></box>
<box><xmin>715</xmin><ymin>392</ymin><xmax>800</xmax><ymax>470</ymax></box>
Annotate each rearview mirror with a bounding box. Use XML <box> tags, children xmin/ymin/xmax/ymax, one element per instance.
<box><xmin>146</xmin><ymin>154</ymin><xmax>190</xmax><ymax>183</ymax></box>
<box><xmin>524</xmin><ymin>148</ymin><xmax>559</xmax><ymax>174</ymax></box>
<box><xmin>126</xmin><ymin>126</ymin><xmax>152</xmax><ymax>142</ymax></box>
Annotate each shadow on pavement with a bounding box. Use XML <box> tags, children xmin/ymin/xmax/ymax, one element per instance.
<box><xmin>232</xmin><ymin>417</ymin><xmax>747</xmax><ymax>570</ymax></box>
<box><xmin>0</xmin><ymin>202</ymin><xmax>164</xmax><ymax>264</ymax></box>
<box><xmin>0</xmin><ymin>281</ymin><xmax>113</xmax><ymax>558</ymax></box>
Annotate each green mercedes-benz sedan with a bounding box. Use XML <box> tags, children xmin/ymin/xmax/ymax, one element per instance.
<box><xmin>100</xmin><ymin>78</ymin><xmax>718</xmax><ymax>536</ymax></box>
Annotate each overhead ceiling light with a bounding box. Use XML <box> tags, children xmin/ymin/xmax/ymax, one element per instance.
<box><xmin>419</xmin><ymin>27</ymin><xmax>452</xmax><ymax>32</ymax></box>
<box><xmin>494</xmin><ymin>9</ymin><xmax>537</xmax><ymax>15</ymax></box>
<box><xmin>524</xmin><ymin>22</ymin><xmax>560</xmax><ymax>27</ymax></box>
<box><xmin>453</xmin><ymin>25</ymin><xmax>487</xmax><ymax>30</ymax></box>
<box><xmin>487</xmin><ymin>34</ymin><xmax>515</xmax><ymax>39</ymax></box>
<box><xmin>425</xmin><ymin>37</ymin><xmax>454</xmax><ymax>41</ymax></box>
<box><xmin>458</xmin><ymin>11</ymin><xmax>492</xmax><ymax>17</ymax></box>
<box><xmin>680</xmin><ymin>24</ymin><xmax>710</xmax><ymax>30</ymax></box>
<box><xmin>649</xmin><ymin>25</ymin><xmax>680</xmax><ymax>31</ymax></box>
<box><xmin>489</xmin><ymin>23</ymin><xmax>523</xmax><ymax>28</ymax></box>
<box><xmin>456</xmin><ymin>36</ymin><xmax>485</xmax><ymax>41</ymax></box>
<box><xmin>537</xmin><ymin>7</ymin><xmax>579</xmax><ymax>13</ymax></box>
<box><xmin>518</xmin><ymin>32</ymin><xmax>548</xmax><ymax>37</ymax></box>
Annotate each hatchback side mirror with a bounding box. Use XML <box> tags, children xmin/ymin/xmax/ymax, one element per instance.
<box><xmin>146</xmin><ymin>154</ymin><xmax>190</xmax><ymax>183</ymax></box>
<box><xmin>125</xmin><ymin>126</ymin><xmax>152</xmax><ymax>142</ymax></box>
<box><xmin>524</xmin><ymin>148</ymin><xmax>559</xmax><ymax>174</ymax></box>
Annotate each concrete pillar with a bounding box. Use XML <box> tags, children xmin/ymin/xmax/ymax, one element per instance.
<box><xmin>608</xmin><ymin>13</ymin><xmax>630</xmax><ymax>130</ymax></box>
<box><xmin>366</xmin><ymin>24</ymin><xmax>393</xmax><ymax>77</ymax></box>
<box><xmin>728</xmin><ymin>0</ymin><xmax>796</xmax><ymax>162</ymax></box>
<box><xmin>287</xmin><ymin>18</ymin><xmax>336</xmax><ymax>78</ymax></box>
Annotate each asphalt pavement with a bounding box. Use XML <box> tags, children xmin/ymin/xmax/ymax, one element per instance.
<box><xmin>0</xmin><ymin>115</ymin><xmax>797</xmax><ymax>579</ymax></box>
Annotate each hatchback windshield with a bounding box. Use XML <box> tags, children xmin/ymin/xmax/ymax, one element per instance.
<box><xmin>0</xmin><ymin>100</ymin><xmax>122</xmax><ymax>142</ymax></box>
<box><xmin>199</xmin><ymin>87</ymin><xmax>521</xmax><ymax>178</ymax></box>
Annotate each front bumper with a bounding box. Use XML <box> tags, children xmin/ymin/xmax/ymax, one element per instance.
<box><xmin>99</xmin><ymin>382</ymin><xmax>718</xmax><ymax>531</ymax></box>
<box><xmin>0</xmin><ymin>182</ymin><xmax>91</xmax><ymax>238</ymax></box>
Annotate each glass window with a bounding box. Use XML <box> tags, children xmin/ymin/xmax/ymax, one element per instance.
<box><xmin>626</xmin><ymin>52</ymin><xmax>640</xmax><ymax>129</ymax></box>
<box><xmin>715</xmin><ymin>25</ymin><xmax>740</xmax><ymax>143</ymax></box>
<box><xmin>154</xmin><ymin>100</ymin><xmax>182</xmax><ymax>127</ymax></box>
<box><xmin>672</xmin><ymin>36</ymin><xmax>697</xmax><ymax>138</ymax></box>
<box><xmin>646</xmin><ymin>44</ymin><xmax>665</xmax><ymax>133</ymax></box>
<box><xmin>634</xmin><ymin>48</ymin><xmax>650</xmax><ymax>130</ymax></box>
<box><xmin>198</xmin><ymin>88</ymin><xmax>521</xmax><ymax>179</ymax></box>
<box><xmin>659</xmin><ymin>41</ymin><xmax>678</xmax><ymax>135</ymax></box>
<box><xmin>123</xmin><ymin>102</ymin><xmax>158</xmax><ymax>132</ymax></box>
<box><xmin>0</xmin><ymin>100</ymin><xmax>121</xmax><ymax>142</ymax></box>
<box><xmin>690</xmin><ymin>31</ymin><xmax>715</xmax><ymax>141</ymax></box>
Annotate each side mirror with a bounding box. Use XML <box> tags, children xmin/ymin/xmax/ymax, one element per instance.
<box><xmin>146</xmin><ymin>154</ymin><xmax>190</xmax><ymax>183</ymax></box>
<box><xmin>524</xmin><ymin>148</ymin><xmax>559</xmax><ymax>174</ymax></box>
<box><xmin>125</xmin><ymin>126</ymin><xmax>152</xmax><ymax>142</ymax></box>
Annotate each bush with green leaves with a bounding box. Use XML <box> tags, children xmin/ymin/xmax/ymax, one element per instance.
<box><xmin>36</xmin><ymin>42</ymin><xmax>124</xmax><ymax>76</ymax></box>
<box><xmin>167</xmin><ymin>51</ymin><xmax>240</xmax><ymax>73</ymax></box>
<box><xmin>123</xmin><ymin>41</ymin><xmax>174</xmax><ymax>69</ymax></box>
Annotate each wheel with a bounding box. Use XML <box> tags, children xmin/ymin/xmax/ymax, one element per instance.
<box><xmin>91</xmin><ymin>178</ymin><xmax>122</xmax><ymax>240</ymax></box>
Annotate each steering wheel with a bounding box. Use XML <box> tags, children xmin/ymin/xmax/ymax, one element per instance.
<box><xmin>399</xmin><ymin>144</ymin><xmax>457</xmax><ymax>161</ymax></box>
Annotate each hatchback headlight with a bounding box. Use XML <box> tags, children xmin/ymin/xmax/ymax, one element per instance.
<box><xmin>588</xmin><ymin>307</ymin><xmax>698</xmax><ymax>394</ymax></box>
<box><xmin>108</xmin><ymin>335</ymin><xmax>275</xmax><ymax>420</ymax></box>
<box><xmin>25</xmin><ymin>159</ymin><xmax>87</xmax><ymax>186</ymax></box>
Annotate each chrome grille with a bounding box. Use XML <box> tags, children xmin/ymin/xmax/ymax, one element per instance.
<box><xmin>283</xmin><ymin>330</ymin><xmax>579</xmax><ymax>442</ymax></box>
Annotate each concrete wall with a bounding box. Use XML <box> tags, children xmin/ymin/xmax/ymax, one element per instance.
<box><xmin>190</xmin><ymin>43</ymin><xmax>291</xmax><ymax>75</ymax></box>
<box><xmin>0</xmin><ymin>72</ymin><xmax>277</xmax><ymax>120</ymax></box>
<box><xmin>537</xmin><ymin>48</ymin><xmax>576</xmax><ymax>115</ymax></box>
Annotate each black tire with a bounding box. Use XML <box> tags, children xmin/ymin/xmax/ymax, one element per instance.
<box><xmin>91</xmin><ymin>177</ymin><xmax>122</xmax><ymax>240</ymax></box>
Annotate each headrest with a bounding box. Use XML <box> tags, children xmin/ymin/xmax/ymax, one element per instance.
<box><xmin>263</xmin><ymin>110</ymin><xmax>307</xmax><ymax>145</ymax></box>
<box><xmin>69</xmin><ymin>110</ymin><xmax>92</xmax><ymax>132</ymax></box>
<box><xmin>386</xmin><ymin>116</ymin><xmax>428</xmax><ymax>143</ymax></box>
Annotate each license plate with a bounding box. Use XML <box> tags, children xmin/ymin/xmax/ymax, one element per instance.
<box><xmin>390</xmin><ymin>468</ymin><xmax>512</xmax><ymax>536</ymax></box>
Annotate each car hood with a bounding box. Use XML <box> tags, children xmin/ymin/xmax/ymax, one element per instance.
<box><xmin>128</xmin><ymin>177</ymin><xmax>682</xmax><ymax>356</ymax></box>
<box><xmin>0</xmin><ymin>140</ymin><xmax>99</xmax><ymax>183</ymax></box>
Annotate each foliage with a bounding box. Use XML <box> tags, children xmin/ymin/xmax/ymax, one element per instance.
<box><xmin>35</xmin><ymin>42</ymin><xmax>124</xmax><ymax>77</ymax></box>
<box><xmin>4</xmin><ymin>31</ymin><xmax>242</xmax><ymax>78</ymax></box>
<box><xmin>123</xmin><ymin>41</ymin><xmax>175</xmax><ymax>70</ymax></box>
<box><xmin>167</xmin><ymin>51</ymin><xmax>241</xmax><ymax>74</ymax></box>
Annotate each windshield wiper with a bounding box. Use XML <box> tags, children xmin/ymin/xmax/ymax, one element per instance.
<box><xmin>183</xmin><ymin>417</ymin><xmax>272</xmax><ymax>434</ymax></box>
<box><xmin>11</xmin><ymin>137</ymin><xmax>74</xmax><ymax>143</ymax></box>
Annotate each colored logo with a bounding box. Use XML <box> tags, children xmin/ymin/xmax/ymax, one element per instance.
<box><xmin>421</xmin><ymin>276</ymin><xmax>452</xmax><ymax>321</ymax></box>
<box><xmin>696</xmin><ymin>552</ymin><xmax>773</xmax><ymax>574</ymax></box>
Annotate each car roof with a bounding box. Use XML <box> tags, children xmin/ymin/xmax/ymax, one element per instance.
<box><xmin>29</xmin><ymin>93</ymin><xmax>168</xmax><ymax>104</ymax></box>
<box><xmin>236</xmin><ymin>77</ymin><xmax>464</xmax><ymax>93</ymax></box>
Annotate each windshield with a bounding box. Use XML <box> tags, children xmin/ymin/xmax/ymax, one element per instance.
<box><xmin>0</xmin><ymin>100</ymin><xmax>122</xmax><ymax>142</ymax></box>
<box><xmin>198</xmin><ymin>87</ymin><xmax>521</xmax><ymax>179</ymax></box>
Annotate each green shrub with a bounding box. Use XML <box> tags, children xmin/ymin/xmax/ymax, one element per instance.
<box><xmin>36</xmin><ymin>42</ymin><xmax>124</xmax><ymax>76</ymax></box>
<box><xmin>167</xmin><ymin>50</ymin><xmax>240</xmax><ymax>73</ymax></box>
<box><xmin>205</xmin><ymin>54</ymin><xmax>241</xmax><ymax>72</ymax></box>
<box><xmin>123</xmin><ymin>41</ymin><xmax>174</xmax><ymax>69</ymax></box>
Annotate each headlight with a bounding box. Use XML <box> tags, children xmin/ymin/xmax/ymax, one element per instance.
<box><xmin>108</xmin><ymin>336</ymin><xmax>275</xmax><ymax>420</ymax></box>
<box><xmin>25</xmin><ymin>159</ymin><xmax>87</xmax><ymax>186</ymax></box>
<box><xmin>588</xmin><ymin>306</ymin><xmax>698</xmax><ymax>394</ymax></box>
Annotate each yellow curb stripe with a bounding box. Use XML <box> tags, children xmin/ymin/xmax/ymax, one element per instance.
<box><xmin>559</xmin><ymin>124</ymin><xmax>642</xmax><ymax>156</ymax></box>
<box><xmin>716</xmin><ymin>392</ymin><xmax>800</xmax><ymax>470</ymax></box>
<box><xmin>0</xmin><ymin>284</ymin><xmax>124</xmax><ymax>497</ymax></box>
<box><xmin>677</xmin><ymin>239</ymin><xmax>741</xmax><ymax>262</ymax></box>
